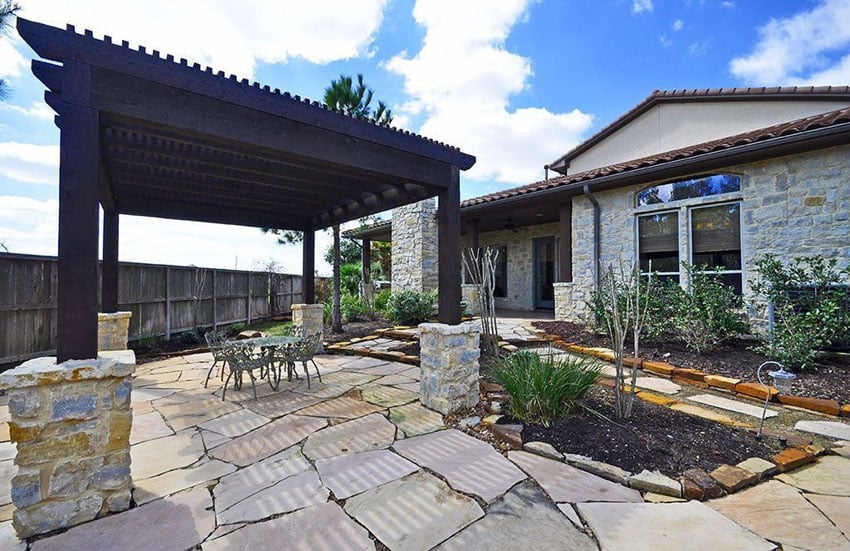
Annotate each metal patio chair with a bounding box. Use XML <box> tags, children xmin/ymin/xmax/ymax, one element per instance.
<box><xmin>220</xmin><ymin>341</ymin><xmax>267</xmax><ymax>401</ymax></box>
<box><xmin>287</xmin><ymin>330</ymin><xmax>323</xmax><ymax>389</ymax></box>
<box><xmin>203</xmin><ymin>330</ymin><xmax>229</xmax><ymax>388</ymax></box>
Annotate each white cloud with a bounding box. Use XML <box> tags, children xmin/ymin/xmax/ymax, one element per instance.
<box><xmin>672</xmin><ymin>19</ymin><xmax>684</xmax><ymax>32</ymax></box>
<box><xmin>0</xmin><ymin>101</ymin><xmax>54</xmax><ymax>119</ymax></box>
<box><xmin>0</xmin><ymin>195</ymin><xmax>58</xmax><ymax>255</ymax></box>
<box><xmin>386</xmin><ymin>0</ymin><xmax>593</xmax><ymax>185</ymax></box>
<box><xmin>687</xmin><ymin>40</ymin><xmax>711</xmax><ymax>56</ymax></box>
<box><xmin>730</xmin><ymin>0</ymin><xmax>850</xmax><ymax>85</ymax></box>
<box><xmin>720</xmin><ymin>1</ymin><xmax>736</xmax><ymax>9</ymax></box>
<box><xmin>16</xmin><ymin>0</ymin><xmax>388</xmax><ymax>78</ymax></box>
<box><xmin>0</xmin><ymin>142</ymin><xmax>59</xmax><ymax>185</ymax></box>
<box><xmin>0</xmin><ymin>34</ymin><xmax>26</xmax><ymax>80</ymax></box>
<box><xmin>659</xmin><ymin>34</ymin><xmax>673</xmax><ymax>47</ymax></box>
<box><xmin>632</xmin><ymin>0</ymin><xmax>654</xmax><ymax>15</ymax></box>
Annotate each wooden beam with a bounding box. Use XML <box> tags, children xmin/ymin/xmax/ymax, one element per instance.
<box><xmin>466</xmin><ymin>218</ymin><xmax>479</xmax><ymax>250</ymax></box>
<box><xmin>31</xmin><ymin>59</ymin><xmax>63</xmax><ymax>92</ymax></box>
<box><xmin>303</xmin><ymin>230</ymin><xmax>315</xmax><ymax>304</ymax></box>
<box><xmin>558</xmin><ymin>202</ymin><xmax>573</xmax><ymax>282</ymax></box>
<box><xmin>437</xmin><ymin>167</ymin><xmax>461</xmax><ymax>325</ymax></box>
<box><xmin>362</xmin><ymin>239</ymin><xmax>371</xmax><ymax>285</ymax></box>
<box><xmin>118</xmin><ymin>195</ymin><xmax>306</xmax><ymax>230</ymax></box>
<box><xmin>102</xmin><ymin>208</ymin><xmax>119</xmax><ymax>312</ymax></box>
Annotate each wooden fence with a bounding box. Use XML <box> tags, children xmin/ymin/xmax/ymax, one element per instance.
<box><xmin>0</xmin><ymin>253</ymin><xmax>306</xmax><ymax>365</ymax></box>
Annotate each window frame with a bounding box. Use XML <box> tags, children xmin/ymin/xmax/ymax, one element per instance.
<box><xmin>637</xmin><ymin>209</ymin><xmax>681</xmax><ymax>281</ymax></box>
<box><xmin>492</xmin><ymin>244</ymin><xmax>508</xmax><ymax>298</ymax></box>
<box><xmin>688</xmin><ymin>201</ymin><xmax>743</xmax><ymax>293</ymax></box>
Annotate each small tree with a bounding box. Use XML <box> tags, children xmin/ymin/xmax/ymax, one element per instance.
<box><xmin>0</xmin><ymin>2</ymin><xmax>21</xmax><ymax>100</ymax></box>
<box><xmin>463</xmin><ymin>247</ymin><xmax>500</xmax><ymax>358</ymax></box>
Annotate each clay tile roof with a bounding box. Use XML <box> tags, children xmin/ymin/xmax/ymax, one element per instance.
<box><xmin>464</xmin><ymin>106</ymin><xmax>850</xmax><ymax>209</ymax></box>
<box><xmin>341</xmin><ymin>219</ymin><xmax>392</xmax><ymax>238</ymax></box>
<box><xmin>549</xmin><ymin>86</ymin><xmax>850</xmax><ymax>172</ymax></box>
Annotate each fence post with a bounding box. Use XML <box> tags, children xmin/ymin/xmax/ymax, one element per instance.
<box><xmin>246</xmin><ymin>272</ymin><xmax>252</xmax><ymax>325</ymax></box>
<box><xmin>212</xmin><ymin>270</ymin><xmax>218</xmax><ymax>330</ymax></box>
<box><xmin>165</xmin><ymin>267</ymin><xmax>172</xmax><ymax>340</ymax></box>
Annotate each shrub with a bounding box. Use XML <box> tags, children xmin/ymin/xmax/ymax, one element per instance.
<box><xmin>495</xmin><ymin>351</ymin><xmax>601</xmax><ymax>427</ymax></box>
<box><xmin>750</xmin><ymin>254</ymin><xmax>850</xmax><ymax>370</ymax></box>
<box><xmin>586</xmin><ymin>273</ymin><xmax>677</xmax><ymax>341</ymax></box>
<box><xmin>229</xmin><ymin>322</ymin><xmax>246</xmax><ymax>335</ymax></box>
<box><xmin>341</xmin><ymin>292</ymin><xmax>364</xmax><ymax>323</ymax></box>
<box><xmin>374</xmin><ymin>288</ymin><xmax>392</xmax><ymax>313</ymax></box>
<box><xmin>386</xmin><ymin>289</ymin><xmax>436</xmax><ymax>325</ymax></box>
<box><xmin>340</xmin><ymin>263</ymin><xmax>362</xmax><ymax>295</ymax></box>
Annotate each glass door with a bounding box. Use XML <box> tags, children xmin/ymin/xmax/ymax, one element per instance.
<box><xmin>534</xmin><ymin>237</ymin><xmax>555</xmax><ymax>309</ymax></box>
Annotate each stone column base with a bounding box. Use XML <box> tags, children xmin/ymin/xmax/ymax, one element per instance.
<box><xmin>419</xmin><ymin>323</ymin><xmax>480</xmax><ymax>415</ymax></box>
<box><xmin>292</xmin><ymin>303</ymin><xmax>324</xmax><ymax>353</ymax></box>
<box><xmin>0</xmin><ymin>355</ymin><xmax>136</xmax><ymax>539</ymax></box>
<box><xmin>97</xmin><ymin>311</ymin><xmax>132</xmax><ymax>351</ymax></box>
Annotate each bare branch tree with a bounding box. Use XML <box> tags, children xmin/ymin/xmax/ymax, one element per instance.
<box><xmin>463</xmin><ymin>247</ymin><xmax>500</xmax><ymax>358</ymax></box>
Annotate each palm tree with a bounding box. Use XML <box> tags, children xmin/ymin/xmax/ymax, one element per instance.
<box><xmin>0</xmin><ymin>1</ymin><xmax>20</xmax><ymax>100</ymax></box>
<box><xmin>323</xmin><ymin>73</ymin><xmax>393</xmax><ymax>125</ymax></box>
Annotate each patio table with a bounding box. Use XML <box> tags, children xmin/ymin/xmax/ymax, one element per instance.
<box><xmin>231</xmin><ymin>335</ymin><xmax>302</xmax><ymax>390</ymax></box>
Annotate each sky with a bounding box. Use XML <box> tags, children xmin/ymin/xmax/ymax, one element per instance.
<box><xmin>1</xmin><ymin>0</ymin><xmax>849</xmax><ymax>275</ymax></box>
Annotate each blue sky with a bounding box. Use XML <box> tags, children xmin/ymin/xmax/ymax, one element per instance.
<box><xmin>1</xmin><ymin>0</ymin><xmax>849</xmax><ymax>274</ymax></box>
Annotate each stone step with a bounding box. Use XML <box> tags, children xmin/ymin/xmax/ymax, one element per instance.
<box><xmin>688</xmin><ymin>393</ymin><xmax>778</xmax><ymax>419</ymax></box>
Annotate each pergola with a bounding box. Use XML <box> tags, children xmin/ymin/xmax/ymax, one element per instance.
<box><xmin>17</xmin><ymin>19</ymin><xmax>475</xmax><ymax>362</ymax></box>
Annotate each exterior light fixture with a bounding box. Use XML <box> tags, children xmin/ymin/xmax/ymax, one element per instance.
<box><xmin>755</xmin><ymin>361</ymin><xmax>795</xmax><ymax>440</ymax></box>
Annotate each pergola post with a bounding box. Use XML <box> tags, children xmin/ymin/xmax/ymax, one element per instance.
<box><xmin>437</xmin><ymin>166</ymin><xmax>462</xmax><ymax>324</ymax></box>
<box><xmin>303</xmin><ymin>229</ymin><xmax>315</xmax><ymax>303</ymax></box>
<box><xmin>362</xmin><ymin>238</ymin><xmax>371</xmax><ymax>284</ymax></box>
<box><xmin>558</xmin><ymin>201</ymin><xmax>572</xmax><ymax>282</ymax></box>
<box><xmin>102</xmin><ymin>208</ymin><xmax>119</xmax><ymax>312</ymax></box>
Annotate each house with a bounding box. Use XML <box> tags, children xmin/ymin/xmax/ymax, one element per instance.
<box><xmin>347</xmin><ymin>87</ymin><xmax>850</xmax><ymax>325</ymax></box>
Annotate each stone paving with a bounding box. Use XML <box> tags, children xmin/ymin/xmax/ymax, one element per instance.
<box><xmin>1</xmin><ymin>345</ymin><xmax>849</xmax><ymax>550</ymax></box>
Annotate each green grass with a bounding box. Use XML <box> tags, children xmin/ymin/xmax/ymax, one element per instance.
<box><xmin>245</xmin><ymin>320</ymin><xmax>294</xmax><ymax>336</ymax></box>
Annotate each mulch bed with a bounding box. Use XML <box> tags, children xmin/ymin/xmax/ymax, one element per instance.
<box><xmin>534</xmin><ymin>320</ymin><xmax>850</xmax><ymax>404</ymax></box>
<box><xmin>505</xmin><ymin>386</ymin><xmax>785</xmax><ymax>478</ymax></box>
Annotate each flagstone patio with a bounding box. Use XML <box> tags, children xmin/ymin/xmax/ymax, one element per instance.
<box><xmin>1</xmin><ymin>348</ymin><xmax>849</xmax><ymax>550</ymax></box>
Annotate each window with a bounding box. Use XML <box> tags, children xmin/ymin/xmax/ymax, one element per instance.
<box><xmin>638</xmin><ymin>211</ymin><xmax>680</xmax><ymax>283</ymax></box>
<box><xmin>691</xmin><ymin>203</ymin><xmax>742</xmax><ymax>293</ymax></box>
<box><xmin>637</xmin><ymin>174</ymin><xmax>741</xmax><ymax>207</ymax></box>
<box><xmin>494</xmin><ymin>245</ymin><xmax>507</xmax><ymax>298</ymax></box>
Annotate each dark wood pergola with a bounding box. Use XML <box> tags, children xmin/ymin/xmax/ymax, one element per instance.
<box><xmin>17</xmin><ymin>18</ymin><xmax>475</xmax><ymax>362</ymax></box>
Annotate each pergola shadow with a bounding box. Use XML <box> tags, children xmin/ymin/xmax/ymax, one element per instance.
<box><xmin>17</xmin><ymin>18</ymin><xmax>475</xmax><ymax>361</ymax></box>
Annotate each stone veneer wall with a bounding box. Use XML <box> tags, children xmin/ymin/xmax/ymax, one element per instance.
<box><xmin>419</xmin><ymin>323</ymin><xmax>480</xmax><ymax>415</ymax></box>
<box><xmin>292</xmin><ymin>303</ymin><xmax>324</xmax><ymax>353</ymax></box>
<box><xmin>464</xmin><ymin>222</ymin><xmax>560</xmax><ymax>311</ymax></box>
<box><xmin>97</xmin><ymin>311</ymin><xmax>132</xmax><ymax>351</ymax></box>
<box><xmin>0</xmin><ymin>355</ymin><xmax>136</xmax><ymax>538</ymax></box>
<box><xmin>392</xmin><ymin>199</ymin><xmax>438</xmax><ymax>292</ymax></box>
<box><xmin>555</xmin><ymin>144</ymin><xmax>850</xmax><ymax>326</ymax></box>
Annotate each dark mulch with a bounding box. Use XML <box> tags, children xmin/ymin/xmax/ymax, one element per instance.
<box><xmin>534</xmin><ymin>320</ymin><xmax>850</xmax><ymax>404</ymax></box>
<box><xmin>508</xmin><ymin>386</ymin><xmax>785</xmax><ymax>478</ymax></box>
<box><xmin>324</xmin><ymin>318</ymin><xmax>390</xmax><ymax>344</ymax></box>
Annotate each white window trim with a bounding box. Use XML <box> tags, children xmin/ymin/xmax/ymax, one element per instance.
<box><xmin>636</xmin><ymin>209</ymin><xmax>681</xmax><ymax>279</ymax></box>
<box><xmin>687</xmin><ymin>201</ymin><xmax>744</xmax><ymax>290</ymax></box>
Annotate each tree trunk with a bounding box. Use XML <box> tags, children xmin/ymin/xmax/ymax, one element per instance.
<box><xmin>332</xmin><ymin>224</ymin><xmax>342</xmax><ymax>333</ymax></box>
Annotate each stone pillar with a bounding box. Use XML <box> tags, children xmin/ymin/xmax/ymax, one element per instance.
<box><xmin>392</xmin><ymin>199</ymin><xmax>438</xmax><ymax>292</ymax></box>
<box><xmin>419</xmin><ymin>323</ymin><xmax>480</xmax><ymax>415</ymax></box>
<box><xmin>97</xmin><ymin>311</ymin><xmax>132</xmax><ymax>351</ymax></box>
<box><xmin>292</xmin><ymin>303</ymin><xmax>324</xmax><ymax>353</ymax></box>
<box><xmin>0</xmin><ymin>355</ymin><xmax>136</xmax><ymax>539</ymax></box>
<box><xmin>461</xmin><ymin>284</ymin><xmax>480</xmax><ymax>316</ymax></box>
<box><xmin>554</xmin><ymin>282</ymin><xmax>588</xmax><ymax>322</ymax></box>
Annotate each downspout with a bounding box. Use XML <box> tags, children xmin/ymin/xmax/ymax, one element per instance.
<box><xmin>583</xmin><ymin>184</ymin><xmax>601</xmax><ymax>290</ymax></box>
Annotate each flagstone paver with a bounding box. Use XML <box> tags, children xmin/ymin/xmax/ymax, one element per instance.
<box><xmin>689</xmin><ymin>393</ymin><xmax>778</xmax><ymax>419</ymax></box>
<box><xmin>243</xmin><ymin>390</ymin><xmax>324</xmax><ymax>418</ymax></box>
<box><xmin>361</xmin><ymin>384</ymin><xmax>419</xmax><ymax>407</ymax></box>
<box><xmin>155</xmin><ymin>396</ymin><xmax>241</xmax><ymax>431</ymax></box>
<box><xmin>133</xmin><ymin>458</ymin><xmax>235</xmax><ymax>504</ymax></box>
<box><xmin>372</xmin><ymin>374</ymin><xmax>417</xmax><ymax>386</ymax></box>
<box><xmin>336</xmin><ymin>357</ymin><xmax>391</xmax><ymax>370</ymax></box>
<box><xmin>579</xmin><ymin>501</ymin><xmax>775</xmax><ymax>551</ymax></box>
<box><xmin>0</xmin><ymin>521</ymin><xmax>25</xmax><ymax>551</ymax></box>
<box><xmin>217</xmin><ymin>469</ymin><xmax>329</xmax><ymax>525</ymax></box>
<box><xmin>303</xmin><ymin>413</ymin><xmax>397</xmax><ymax>460</ymax></box>
<box><xmin>508</xmin><ymin>451</ymin><xmax>642</xmax><ymax>503</ymax></box>
<box><xmin>316</xmin><ymin>449</ymin><xmax>419</xmax><ymax>499</ymax></box>
<box><xmin>805</xmin><ymin>494</ymin><xmax>850</xmax><ymax>540</ymax></box>
<box><xmin>436</xmin><ymin>482</ymin><xmax>597</xmax><ymax>550</ymax></box>
<box><xmin>710</xmin><ymin>480</ymin><xmax>850</xmax><ymax>550</ymax></box>
<box><xmin>393</xmin><ymin>382</ymin><xmax>422</xmax><ymax>394</ymax></box>
<box><xmin>196</xmin><ymin>409</ymin><xmax>270</xmax><ymax>438</ymax></box>
<box><xmin>795</xmin><ymin>420</ymin><xmax>850</xmax><ymax>440</ymax></box>
<box><xmin>31</xmin><ymin>487</ymin><xmax>215</xmax><ymax>551</ymax></box>
<box><xmin>0</xmin><ymin>459</ymin><xmax>13</xmax><ymax>506</ymax></box>
<box><xmin>290</xmin><ymin>381</ymin><xmax>355</xmax><ymax>399</ymax></box>
<box><xmin>131</xmin><ymin>386</ymin><xmax>178</xmax><ymax>403</ymax></box>
<box><xmin>131</xmin><ymin>431</ymin><xmax>205</xmax><ymax>480</ymax></box>
<box><xmin>129</xmin><ymin>411</ymin><xmax>174</xmax><ymax>445</ymax></box>
<box><xmin>669</xmin><ymin>402</ymin><xmax>750</xmax><ymax>426</ymax></box>
<box><xmin>774</xmin><ymin>455</ymin><xmax>850</xmax><ymax>496</ymax></box>
<box><xmin>199</xmin><ymin>429</ymin><xmax>231</xmax><ymax>451</ymax></box>
<box><xmin>209</xmin><ymin>414</ymin><xmax>326</xmax><ymax>466</ymax></box>
<box><xmin>205</xmin><ymin>501</ymin><xmax>374</xmax><ymax>551</ymax></box>
<box><xmin>296</xmin><ymin>395</ymin><xmax>386</xmax><ymax>419</ymax></box>
<box><xmin>345</xmin><ymin>471</ymin><xmax>484</xmax><ymax>551</ymax></box>
<box><xmin>557</xmin><ymin>503</ymin><xmax>584</xmax><ymax>528</ymax></box>
<box><xmin>388</xmin><ymin>402</ymin><xmax>445</xmax><ymax>437</ymax></box>
<box><xmin>394</xmin><ymin>429</ymin><xmax>526</xmax><ymax>503</ymax></box>
<box><xmin>214</xmin><ymin>446</ymin><xmax>311</xmax><ymax>512</ymax></box>
<box><xmin>0</xmin><ymin>442</ymin><xmax>14</xmax><ymax>462</ymax></box>
<box><xmin>357</xmin><ymin>361</ymin><xmax>414</xmax><ymax>376</ymax></box>
<box><xmin>320</xmin><ymin>371</ymin><xmax>382</xmax><ymax>387</ymax></box>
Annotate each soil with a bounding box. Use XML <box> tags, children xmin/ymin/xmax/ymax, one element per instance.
<box><xmin>534</xmin><ymin>320</ymin><xmax>850</xmax><ymax>404</ymax></box>
<box><xmin>323</xmin><ymin>317</ymin><xmax>391</xmax><ymax>344</ymax></box>
<box><xmin>503</xmin><ymin>386</ymin><xmax>785</xmax><ymax>478</ymax></box>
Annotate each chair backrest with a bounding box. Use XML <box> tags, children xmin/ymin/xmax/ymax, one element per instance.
<box><xmin>293</xmin><ymin>331</ymin><xmax>322</xmax><ymax>361</ymax></box>
<box><xmin>205</xmin><ymin>330</ymin><xmax>228</xmax><ymax>359</ymax></box>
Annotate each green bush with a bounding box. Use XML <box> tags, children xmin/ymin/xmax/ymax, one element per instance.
<box><xmin>750</xmin><ymin>254</ymin><xmax>850</xmax><ymax>370</ymax></box>
<box><xmin>387</xmin><ymin>289</ymin><xmax>436</xmax><ymax>325</ymax></box>
<box><xmin>341</xmin><ymin>292</ymin><xmax>364</xmax><ymax>323</ymax></box>
<box><xmin>586</xmin><ymin>273</ymin><xmax>677</xmax><ymax>341</ymax></box>
<box><xmin>340</xmin><ymin>263</ymin><xmax>362</xmax><ymax>295</ymax></box>
<box><xmin>495</xmin><ymin>351</ymin><xmax>601</xmax><ymax>427</ymax></box>
<box><xmin>374</xmin><ymin>288</ymin><xmax>392</xmax><ymax>313</ymax></box>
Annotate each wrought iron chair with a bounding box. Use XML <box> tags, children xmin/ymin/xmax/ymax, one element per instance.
<box><xmin>220</xmin><ymin>341</ymin><xmax>267</xmax><ymax>401</ymax></box>
<box><xmin>203</xmin><ymin>330</ymin><xmax>229</xmax><ymax>388</ymax></box>
<box><xmin>288</xmin><ymin>330</ymin><xmax>323</xmax><ymax>389</ymax></box>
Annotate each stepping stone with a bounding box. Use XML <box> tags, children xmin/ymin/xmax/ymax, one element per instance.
<box><xmin>303</xmin><ymin>413</ymin><xmax>397</xmax><ymax>460</ymax></box>
<box><xmin>130</xmin><ymin>411</ymin><xmax>174</xmax><ymax>445</ymax></box>
<box><xmin>316</xmin><ymin>449</ymin><xmax>419</xmax><ymax>499</ymax></box>
<box><xmin>774</xmin><ymin>455</ymin><xmax>850</xmax><ymax>496</ymax></box>
<box><xmin>31</xmin><ymin>487</ymin><xmax>215</xmax><ymax>551</ymax></box>
<box><xmin>669</xmin><ymin>403</ymin><xmax>750</xmax><ymax>427</ymax></box>
<box><xmin>629</xmin><ymin>469</ymin><xmax>683</xmax><ymax>497</ymax></box>
<box><xmin>345</xmin><ymin>471</ymin><xmax>483</xmax><ymax>551</ymax></box>
<box><xmin>0</xmin><ymin>521</ymin><xmax>24</xmax><ymax>551</ymax></box>
<box><xmin>296</xmin><ymin>396</ymin><xmax>386</xmax><ymax>420</ymax></box>
<box><xmin>217</xmin><ymin>469</ymin><xmax>328</xmax><ymax>525</ymax></box>
<box><xmin>155</xmin><ymin>397</ymin><xmax>240</xmax><ymax>431</ymax></box>
<box><xmin>210</xmin><ymin>414</ymin><xmax>326</xmax><ymax>466</ymax></box>
<box><xmin>436</xmin><ymin>482</ymin><xmax>597</xmax><ymax>550</ymax></box>
<box><xmin>133</xmin><ymin>459</ymin><xmax>236</xmax><ymax>504</ymax></box>
<box><xmin>361</xmin><ymin>384</ymin><xmax>419</xmax><ymax>407</ymax></box>
<box><xmin>389</xmin><ymin>402</ymin><xmax>445</xmax><ymax>437</ymax></box>
<box><xmin>214</xmin><ymin>446</ymin><xmax>311</xmax><ymax>512</ymax></box>
<box><xmin>632</xmin><ymin>377</ymin><xmax>681</xmax><ymax>394</ymax></box>
<box><xmin>509</xmin><ymin>451</ymin><xmax>642</xmax><ymax>503</ymax></box>
<box><xmin>579</xmin><ymin>501</ymin><xmax>775</xmax><ymax>551</ymax></box>
<box><xmin>197</xmin><ymin>409</ymin><xmax>270</xmax><ymax>437</ymax></box>
<box><xmin>689</xmin><ymin>393</ymin><xmax>778</xmax><ymax>419</ymax></box>
<box><xmin>204</xmin><ymin>502</ymin><xmax>374</xmax><ymax>551</ymax></box>
<box><xmin>805</xmin><ymin>494</ymin><xmax>850</xmax><ymax>540</ymax></box>
<box><xmin>710</xmin><ymin>480</ymin><xmax>850</xmax><ymax>550</ymax></box>
<box><xmin>131</xmin><ymin>431</ymin><xmax>205</xmax><ymax>480</ymax></box>
<box><xmin>795</xmin><ymin>420</ymin><xmax>850</xmax><ymax>440</ymax></box>
<box><xmin>244</xmin><ymin>391</ymin><xmax>323</xmax><ymax>419</ymax></box>
<box><xmin>394</xmin><ymin>429</ymin><xmax>526</xmax><ymax>503</ymax></box>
